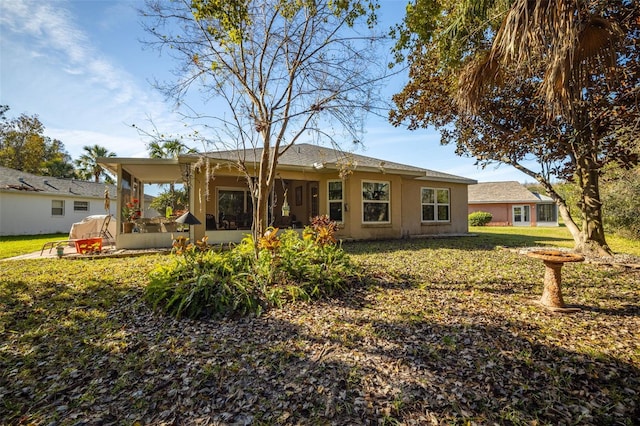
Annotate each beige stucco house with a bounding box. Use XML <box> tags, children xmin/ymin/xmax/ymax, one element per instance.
<box><xmin>99</xmin><ymin>143</ymin><xmax>477</xmax><ymax>249</ymax></box>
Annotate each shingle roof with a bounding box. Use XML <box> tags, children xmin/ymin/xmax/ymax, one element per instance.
<box><xmin>0</xmin><ymin>166</ymin><xmax>116</xmax><ymax>199</ymax></box>
<box><xmin>194</xmin><ymin>143</ymin><xmax>476</xmax><ymax>184</ymax></box>
<box><xmin>468</xmin><ymin>181</ymin><xmax>541</xmax><ymax>203</ymax></box>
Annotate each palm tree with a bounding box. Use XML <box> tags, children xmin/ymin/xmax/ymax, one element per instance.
<box><xmin>75</xmin><ymin>144</ymin><xmax>116</xmax><ymax>183</ymax></box>
<box><xmin>147</xmin><ymin>140</ymin><xmax>196</xmax><ymax>213</ymax></box>
<box><xmin>454</xmin><ymin>0</ymin><xmax>637</xmax><ymax>256</ymax></box>
<box><xmin>147</xmin><ymin>139</ymin><xmax>196</xmax><ymax>160</ymax></box>
<box><xmin>458</xmin><ymin>0</ymin><xmax>625</xmax><ymax>118</ymax></box>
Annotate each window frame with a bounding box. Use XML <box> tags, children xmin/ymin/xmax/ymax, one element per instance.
<box><xmin>536</xmin><ymin>203</ymin><xmax>557</xmax><ymax>223</ymax></box>
<box><xmin>327</xmin><ymin>180</ymin><xmax>344</xmax><ymax>223</ymax></box>
<box><xmin>361</xmin><ymin>180</ymin><xmax>390</xmax><ymax>224</ymax></box>
<box><xmin>216</xmin><ymin>187</ymin><xmax>252</xmax><ymax>215</ymax></box>
<box><xmin>51</xmin><ymin>199</ymin><xmax>65</xmax><ymax>216</ymax></box>
<box><xmin>421</xmin><ymin>187</ymin><xmax>450</xmax><ymax>223</ymax></box>
<box><xmin>73</xmin><ymin>201</ymin><xmax>89</xmax><ymax>212</ymax></box>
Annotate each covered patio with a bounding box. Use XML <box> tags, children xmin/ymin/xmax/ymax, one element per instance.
<box><xmin>97</xmin><ymin>156</ymin><xmax>317</xmax><ymax>250</ymax></box>
<box><xmin>98</xmin><ymin>157</ymin><xmax>197</xmax><ymax>250</ymax></box>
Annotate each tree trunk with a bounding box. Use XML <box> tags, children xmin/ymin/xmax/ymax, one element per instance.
<box><xmin>251</xmin><ymin>140</ymin><xmax>277</xmax><ymax>249</ymax></box>
<box><xmin>574</xmin><ymin>156</ymin><xmax>612</xmax><ymax>257</ymax></box>
<box><xmin>538</xmin><ymin>180</ymin><xmax>584</xmax><ymax>248</ymax></box>
<box><xmin>169</xmin><ymin>182</ymin><xmax>176</xmax><ymax>210</ymax></box>
<box><xmin>534</xmin><ymin>164</ymin><xmax>611</xmax><ymax>256</ymax></box>
<box><xmin>557</xmin><ymin>203</ymin><xmax>583</xmax><ymax>247</ymax></box>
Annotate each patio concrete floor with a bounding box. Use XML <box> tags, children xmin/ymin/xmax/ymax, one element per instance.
<box><xmin>3</xmin><ymin>243</ymin><xmax>169</xmax><ymax>261</ymax></box>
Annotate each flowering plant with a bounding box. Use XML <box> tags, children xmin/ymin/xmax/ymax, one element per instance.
<box><xmin>122</xmin><ymin>198</ymin><xmax>141</xmax><ymax>222</ymax></box>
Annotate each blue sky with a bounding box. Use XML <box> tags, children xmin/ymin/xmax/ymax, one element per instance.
<box><xmin>0</xmin><ymin>0</ymin><xmax>533</xmax><ymax>184</ymax></box>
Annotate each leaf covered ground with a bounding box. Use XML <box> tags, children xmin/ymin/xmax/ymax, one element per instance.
<box><xmin>1</xmin><ymin>236</ymin><xmax>639</xmax><ymax>425</ymax></box>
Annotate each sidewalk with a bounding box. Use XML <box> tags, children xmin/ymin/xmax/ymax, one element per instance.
<box><xmin>3</xmin><ymin>244</ymin><xmax>168</xmax><ymax>261</ymax></box>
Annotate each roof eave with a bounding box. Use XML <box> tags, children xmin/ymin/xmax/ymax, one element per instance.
<box><xmin>415</xmin><ymin>176</ymin><xmax>478</xmax><ymax>185</ymax></box>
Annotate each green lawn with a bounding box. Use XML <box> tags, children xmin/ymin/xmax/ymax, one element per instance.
<box><xmin>0</xmin><ymin>233</ymin><xmax>68</xmax><ymax>259</ymax></box>
<box><xmin>1</xmin><ymin>227</ymin><xmax>638</xmax><ymax>260</ymax></box>
<box><xmin>469</xmin><ymin>225</ymin><xmax>640</xmax><ymax>257</ymax></box>
<box><xmin>1</xmin><ymin>230</ymin><xmax>638</xmax><ymax>424</ymax></box>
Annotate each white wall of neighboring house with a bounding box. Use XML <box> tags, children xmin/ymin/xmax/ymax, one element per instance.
<box><xmin>0</xmin><ymin>192</ymin><xmax>111</xmax><ymax>236</ymax></box>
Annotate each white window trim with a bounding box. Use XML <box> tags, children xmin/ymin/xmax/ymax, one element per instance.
<box><xmin>512</xmin><ymin>205</ymin><xmax>531</xmax><ymax>226</ymax></box>
<box><xmin>52</xmin><ymin>199</ymin><xmax>65</xmax><ymax>216</ymax></box>
<box><xmin>73</xmin><ymin>200</ymin><xmax>90</xmax><ymax>212</ymax></box>
<box><xmin>421</xmin><ymin>187</ymin><xmax>450</xmax><ymax>223</ymax></box>
<box><xmin>361</xmin><ymin>180</ymin><xmax>391</xmax><ymax>224</ymax></box>
<box><xmin>327</xmin><ymin>180</ymin><xmax>344</xmax><ymax>223</ymax></box>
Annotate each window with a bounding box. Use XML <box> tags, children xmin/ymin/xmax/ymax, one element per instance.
<box><xmin>328</xmin><ymin>180</ymin><xmax>343</xmax><ymax>222</ymax></box>
<box><xmin>537</xmin><ymin>204</ymin><xmax>557</xmax><ymax>222</ymax></box>
<box><xmin>421</xmin><ymin>188</ymin><xmax>450</xmax><ymax>222</ymax></box>
<box><xmin>51</xmin><ymin>200</ymin><xmax>64</xmax><ymax>216</ymax></box>
<box><xmin>362</xmin><ymin>181</ymin><xmax>390</xmax><ymax>223</ymax></box>
<box><xmin>512</xmin><ymin>205</ymin><xmax>530</xmax><ymax>224</ymax></box>
<box><xmin>74</xmin><ymin>201</ymin><xmax>89</xmax><ymax>212</ymax></box>
<box><xmin>218</xmin><ymin>188</ymin><xmax>252</xmax><ymax>229</ymax></box>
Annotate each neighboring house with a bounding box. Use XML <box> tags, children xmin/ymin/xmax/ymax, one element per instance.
<box><xmin>0</xmin><ymin>166</ymin><xmax>116</xmax><ymax>236</ymax></box>
<box><xmin>99</xmin><ymin>143</ymin><xmax>477</xmax><ymax>249</ymax></box>
<box><xmin>468</xmin><ymin>181</ymin><xmax>559</xmax><ymax>227</ymax></box>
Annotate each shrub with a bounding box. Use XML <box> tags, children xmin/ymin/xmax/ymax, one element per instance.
<box><xmin>146</xmin><ymin>237</ymin><xmax>263</xmax><ymax>319</ymax></box>
<box><xmin>146</xmin><ymin>217</ymin><xmax>360</xmax><ymax>319</ymax></box>
<box><xmin>469</xmin><ymin>211</ymin><xmax>493</xmax><ymax>226</ymax></box>
<box><xmin>601</xmin><ymin>168</ymin><xmax>640</xmax><ymax>239</ymax></box>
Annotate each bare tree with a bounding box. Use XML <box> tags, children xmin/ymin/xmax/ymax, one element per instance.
<box><xmin>141</xmin><ymin>0</ymin><xmax>390</xmax><ymax>242</ymax></box>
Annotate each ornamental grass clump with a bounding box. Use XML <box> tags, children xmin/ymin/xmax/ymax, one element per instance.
<box><xmin>146</xmin><ymin>216</ymin><xmax>359</xmax><ymax>319</ymax></box>
<box><xmin>146</xmin><ymin>236</ymin><xmax>263</xmax><ymax>319</ymax></box>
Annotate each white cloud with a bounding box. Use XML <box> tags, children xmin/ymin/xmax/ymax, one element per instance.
<box><xmin>46</xmin><ymin>128</ymin><xmax>145</xmax><ymax>158</ymax></box>
<box><xmin>1</xmin><ymin>0</ymin><xmax>167</xmax><ymax>110</ymax></box>
<box><xmin>0</xmin><ymin>0</ymin><xmax>191</xmax><ymax>160</ymax></box>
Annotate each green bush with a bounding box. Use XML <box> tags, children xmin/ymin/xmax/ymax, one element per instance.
<box><xmin>601</xmin><ymin>167</ymin><xmax>640</xmax><ymax>239</ymax></box>
<box><xmin>468</xmin><ymin>211</ymin><xmax>493</xmax><ymax>226</ymax></box>
<box><xmin>146</xmin><ymin>241</ymin><xmax>263</xmax><ymax>319</ymax></box>
<box><xmin>145</xmin><ymin>217</ymin><xmax>360</xmax><ymax>319</ymax></box>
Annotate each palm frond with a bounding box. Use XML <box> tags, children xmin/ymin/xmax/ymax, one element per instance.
<box><xmin>458</xmin><ymin>0</ymin><xmax>626</xmax><ymax>118</ymax></box>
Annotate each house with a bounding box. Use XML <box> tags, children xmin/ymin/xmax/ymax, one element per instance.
<box><xmin>0</xmin><ymin>166</ymin><xmax>117</xmax><ymax>236</ymax></box>
<box><xmin>468</xmin><ymin>181</ymin><xmax>559</xmax><ymax>227</ymax></box>
<box><xmin>98</xmin><ymin>143</ymin><xmax>477</xmax><ymax>249</ymax></box>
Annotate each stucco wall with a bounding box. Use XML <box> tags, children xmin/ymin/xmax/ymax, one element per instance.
<box><xmin>468</xmin><ymin>203</ymin><xmax>512</xmax><ymax>226</ymax></box>
<box><xmin>0</xmin><ymin>192</ymin><xmax>111</xmax><ymax>236</ymax></box>
<box><xmin>468</xmin><ymin>203</ymin><xmax>538</xmax><ymax>226</ymax></box>
<box><xmin>192</xmin><ymin>169</ymin><xmax>472</xmax><ymax>242</ymax></box>
<box><xmin>401</xmin><ymin>179</ymin><xmax>470</xmax><ymax>236</ymax></box>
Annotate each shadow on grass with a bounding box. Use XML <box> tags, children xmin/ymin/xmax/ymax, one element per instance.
<box><xmin>343</xmin><ymin>231</ymin><xmax>572</xmax><ymax>257</ymax></box>
<box><xmin>570</xmin><ymin>304</ymin><xmax>640</xmax><ymax>318</ymax></box>
<box><xmin>356</xmin><ymin>317</ymin><xmax>640</xmax><ymax>424</ymax></box>
<box><xmin>3</xmin><ymin>280</ymin><xmax>638</xmax><ymax>425</ymax></box>
<box><xmin>2</xmin><ymin>249</ymin><xmax>638</xmax><ymax>424</ymax></box>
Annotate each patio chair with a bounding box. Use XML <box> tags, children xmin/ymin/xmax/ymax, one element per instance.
<box><xmin>40</xmin><ymin>239</ymin><xmax>76</xmax><ymax>255</ymax></box>
<box><xmin>87</xmin><ymin>214</ymin><xmax>114</xmax><ymax>246</ymax></box>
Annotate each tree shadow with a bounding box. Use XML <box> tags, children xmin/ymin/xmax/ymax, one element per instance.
<box><xmin>343</xmin><ymin>231</ymin><xmax>573</xmax><ymax>256</ymax></box>
<box><xmin>3</xmin><ymin>269</ymin><xmax>639</xmax><ymax>425</ymax></box>
<box><xmin>2</xmin><ymin>247</ymin><xmax>638</xmax><ymax>424</ymax></box>
<box><xmin>570</xmin><ymin>304</ymin><xmax>640</xmax><ymax>317</ymax></box>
